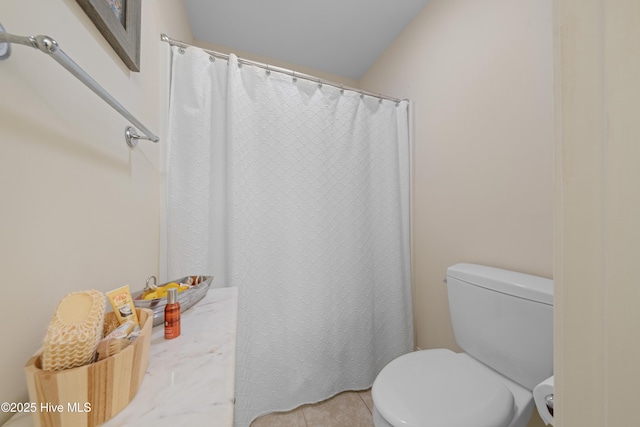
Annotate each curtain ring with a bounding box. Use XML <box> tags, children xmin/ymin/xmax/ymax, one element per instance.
<box><xmin>360</xmin><ymin>90</ymin><xmax>364</xmax><ymax>99</ymax></box>
<box><xmin>209</xmin><ymin>55</ymin><xmax>215</xmax><ymax>62</ymax></box>
<box><xmin>318</xmin><ymin>80</ymin><xmax>322</xmax><ymax>89</ymax></box>
<box><xmin>178</xmin><ymin>47</ymin><xmax>186</xmax><ymax>55</ymax></box>
<box><xmin>266</xmin><ymin>65</ymin><xmax>271</xmax><ymax>75</ymax></box>
<box><xmin>292</xmin><ymin>71</ymin><xmax>297</xmax><ymax>83</ymax></box>
<box><xmin>340</xmin><ymin>85</ymin><xmax>344</xmax><ymax>95</ymax></box>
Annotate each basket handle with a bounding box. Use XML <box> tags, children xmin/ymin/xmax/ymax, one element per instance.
<box><xmin>145</xmin><ymin>275</ymin><xmax>158</xmax><ymax>291</ymax></box>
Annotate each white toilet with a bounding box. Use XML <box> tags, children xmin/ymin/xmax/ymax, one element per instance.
<box><xmin>372</xmin><ymin>263</ymin><xmax>553</xmax><ymax>427</ymax></box>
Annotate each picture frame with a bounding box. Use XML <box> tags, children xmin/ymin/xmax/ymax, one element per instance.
<box><xmin>75</xmin><ymin>0</ymin><xmax>141</xmax><ymax>72</ymax></box>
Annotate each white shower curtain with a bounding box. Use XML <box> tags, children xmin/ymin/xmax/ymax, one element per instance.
<box><xmin>165</xmin><ymin>46</ymin><xmax>413</xmax><ymax>426</ymax></box>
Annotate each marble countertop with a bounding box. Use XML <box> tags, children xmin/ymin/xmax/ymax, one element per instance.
<box><xmin>4</xmin><ymin>286</ymin><xmax>238</xmax><ymax>427</ymax></box>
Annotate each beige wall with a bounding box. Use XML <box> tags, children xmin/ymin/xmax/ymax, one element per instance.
<box><xmin>554</xmin><ymin>0</ymin><xmax>640</xmax><ymax>425</ymax></box>
<box><xmin>0</xmin><ymin>0</ymin><xmax>192</xmax><ymax>423</ymax></box>
<box><xmin>360</xmin><ymin>0</ymin><xmax>553</xmax><ymax>348</ymax></box>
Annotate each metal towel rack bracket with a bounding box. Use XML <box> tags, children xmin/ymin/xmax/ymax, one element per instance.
<box><xmin>0</xmin><ymin>22</ymin><xmax>159</xmax><ymax>149</ymax></box>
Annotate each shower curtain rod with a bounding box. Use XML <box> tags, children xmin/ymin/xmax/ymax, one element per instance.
<box><xmin>160</xmin><ymin>33</ymin><xmax>406</xmax><ymax>104</ymax></box>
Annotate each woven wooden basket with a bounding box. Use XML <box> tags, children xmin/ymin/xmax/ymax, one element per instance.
<box><xmin>24</xmin><ymin>308</ymin><xmax>152</xmax><ymax>427</ymax></box>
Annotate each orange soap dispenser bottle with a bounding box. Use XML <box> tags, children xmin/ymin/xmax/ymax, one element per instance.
<box><xmin>164</xmin><ymin>288</ymin><xmax>181</xmax><ymax>339</ymax></box>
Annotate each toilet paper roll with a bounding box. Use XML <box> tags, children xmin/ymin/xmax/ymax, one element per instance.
<box><xmin>533</xmin><ymin>375</ymin><xmax>554</xmax><ymax>426</ymax></box>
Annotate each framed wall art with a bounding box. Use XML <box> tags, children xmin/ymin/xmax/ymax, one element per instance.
<box><xmin>75</xmin><ymin>0</ymin><xmax>141</xmax><ymax>71</ymax></box>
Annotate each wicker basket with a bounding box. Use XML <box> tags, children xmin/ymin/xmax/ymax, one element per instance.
<box><xmin>24</xmin><ymin>308</ymin><xmax>152</xmax><ymax>427</ymax></box>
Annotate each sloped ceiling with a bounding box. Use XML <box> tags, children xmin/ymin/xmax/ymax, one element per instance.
<box><xmin>184</xmin><ymin>0</ymin><xmax>429</xmax><ymax>80</ymax></box>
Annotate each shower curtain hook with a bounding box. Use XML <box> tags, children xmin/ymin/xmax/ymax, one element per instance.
<box><xmin>340</xmin><ymin>85</ymin><xmax>344</xmax><ymax>95</ymax></box>
<box><xmin>266</xmin><ymin>64</ymin><xmax>270</xmax><ymax>75</ymax></box>
<box><xmin>292</xmin><ymin>71</ymin><xmax>297</xmax><ymax>83</ymax></box>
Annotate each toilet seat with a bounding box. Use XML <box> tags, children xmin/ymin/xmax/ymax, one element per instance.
<box><xmin>372</xmin><ymin>349</ymin><xmax>515</xmax><ymax>427</ymax></box>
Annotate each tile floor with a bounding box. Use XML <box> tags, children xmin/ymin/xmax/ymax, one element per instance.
<box><xmin>250</xmin><ymin>388</ymin><xmax>548</xmax><ymax>427</ymax></box>
<box><xmin>251</xmin><ymin>389</ymin><xmax>375</xmax><ymax>427</ymax></box>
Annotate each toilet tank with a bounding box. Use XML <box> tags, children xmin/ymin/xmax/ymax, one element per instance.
<box><xmin>446</xmin><ymin>263</ymin><xmax>553</xmax><ymax>391</ymax></box>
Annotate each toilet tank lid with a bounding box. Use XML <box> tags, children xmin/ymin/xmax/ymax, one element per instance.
<box><xmin>447</xmin><ymin>263</ymin><xmax>553</xmax><ymax>305</ymax></box>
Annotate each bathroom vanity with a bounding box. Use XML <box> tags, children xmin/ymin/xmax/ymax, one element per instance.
<box><xmin>3</xmin><ymin>287</ymin><xmax>238</xmax><ymax>427</ymax></box>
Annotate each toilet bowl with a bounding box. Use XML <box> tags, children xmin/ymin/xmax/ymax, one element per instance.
<box><xmin>372</xmin><ymin>264</ymin><xmax>553</xmax><ymax>427</ymax></box>
<box><xmin>372</xmin><ymin>349</ymin><xmax>535</xmax><ymax>427</ymax></box>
